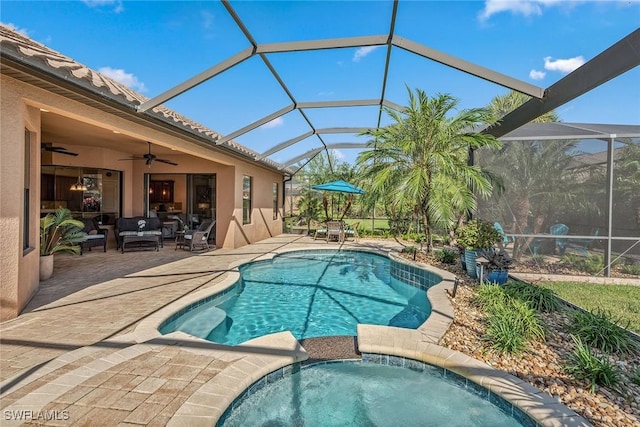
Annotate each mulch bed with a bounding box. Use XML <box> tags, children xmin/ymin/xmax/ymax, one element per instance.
<box><xmin>399</xmin><ymin>250</ymin><xmax>640</xmax><ymax>427</ymax></box>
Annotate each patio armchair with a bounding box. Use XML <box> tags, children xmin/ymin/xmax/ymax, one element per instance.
<box><xmin>564</xmin><ymin>227</ymin><xmax>599</xmax><ymax>257</ymax></box>
<box><xmin>78</xmin><ymin>217</ymin><xmax>108</xmax><ymax>254</ymax></box>
<box><xmin>529</xmin><ymin>223</ymin><xmax>569</xmax><ymax>256</ymax></box>
<box><xmin>312</xmin><ymin>220</ymin><xmax>327</xmax><ymax>240</ymax></box>
<box><xmin>344</xmin><ymin>221</ymin><xmax>360</xmax><ymax>242</ymax></box>
<box><xmin>184</xmin><ymin>219</ymin><xmax>215</xmax><ymax>252</ymax></box>
<box><xmin>326</xmin><ymin>220</ymin><xmax>344</xmax><ymax>242</ymax></box>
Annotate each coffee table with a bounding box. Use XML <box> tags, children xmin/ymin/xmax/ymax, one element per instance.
<box><xmin>121</xmin><ymin>234</ymin><xmax>160</xmax><ymax>253</ymax></box>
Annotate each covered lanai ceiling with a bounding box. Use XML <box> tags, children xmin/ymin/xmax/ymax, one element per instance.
<box><xmin>134</xmin><ymin>0</ymin><xmax>639</xmax><ymax>175</ymax></box>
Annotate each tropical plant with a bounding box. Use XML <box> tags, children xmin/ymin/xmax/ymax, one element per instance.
<box><xmin>633</xmin><ymin>367</ymin><xmax>640</xmax><ymax>386</ymax></box>
<box><xmin>40</xmin><ymin>208</ymin><xmax>87</xmax><ymax>256</ymax></box>
<box><xmin>483</xmin><ymin>298</ymin><xmax>545</xmax><ymax>354</ymax></box>
<box><xmin>483</xmin><ymin>91</ymin><xmax>582</xmax><ymax>260</ymax></box>
<box><xmin>504</xmin><ymin>281</ymin><xmax>561</xmax><ymax>313</ymax></box>
<box><xmin>565</xmin><ymin>335</ymin><xmax>621</xmax><ymax>393</ymax></box>
<box><xmin>297</xmin><ymin>190</ymin><xmax>323</xmax><ymax>234</ymax></box>
<box><xmin>434</xmin><ymin>248</ymin><xmax>457</xmax><ymax>265</ymax></box>
<box><xmin>614</xmin><ymin>142</ymin><xmax>640</xmax><ymax>230</ymax></box>
<box><xmin>569</xmin><ymin>308</ymin><xmax>637</xmax><ymax>354</ymax></box>
<box><xmin>455</xmin><ymin>219</ymin><xmax>502</xmax><ymax>250</ymax></box>
<box><xmin>356</xmin><ymin>87</ymin><xmax>501</xmax><ymax>252</ymax></box>
<box><xmin>477</xmin><ymin>248</ymin><xmax>513</xmax><ymax>270</ymax></box>
<box><xmin>561</xmin><ymin>254</ymin><xmax>605</xmax><ymax>275</ymax></box>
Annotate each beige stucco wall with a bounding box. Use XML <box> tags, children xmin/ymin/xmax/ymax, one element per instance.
<box><xmin>0</xmin><ymin>74</ymin><xmax>284</xmax><ymax>320</ymax></box>
<box><xmin>0</xmin><ymin>78</ymin><xmax>41</xmax><ymax>320</ymax></box>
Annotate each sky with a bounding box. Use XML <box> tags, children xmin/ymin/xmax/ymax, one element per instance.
<box><xmin>2</xmin><ymin>0</ymin><xmax>639</xmax><ymax>166</ymax></box>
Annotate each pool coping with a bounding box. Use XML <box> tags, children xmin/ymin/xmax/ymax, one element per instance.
<box><xmin>134</xmin><ymin>246</ymin><xmax>590</xmax><ymax>427</ymax></box>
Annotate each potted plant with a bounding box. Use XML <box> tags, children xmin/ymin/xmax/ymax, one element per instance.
<box><xmin>455</xmin><ymin>219</ymin><xmax>502</xmax><ymax>278</ymax></box>
<box><xmin>477</xmin><ymin>248</ymin><xmax>513</xmax><ymax>284</ymax></box>
<box><xmin>40</xmin><ymin>208</ymin><xmax>87</xmax><ymax>281</ymax></box>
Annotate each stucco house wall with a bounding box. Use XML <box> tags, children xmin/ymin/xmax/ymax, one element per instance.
<box><xmin>0</xmin><ymin>71</ymin><xmax>284</xmax><ymax>320</ymax></box>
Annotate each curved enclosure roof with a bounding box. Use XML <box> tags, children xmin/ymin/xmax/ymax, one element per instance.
<box><xmin>1</xmin><ymin>1</ymin><xmax>639</xmax><ymax>176</ymax></box>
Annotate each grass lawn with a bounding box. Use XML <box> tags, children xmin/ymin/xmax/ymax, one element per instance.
<box><xmin>539</xmin><ymin>281</ymin><xmax>640</xmax><ymax>334</ymax></box>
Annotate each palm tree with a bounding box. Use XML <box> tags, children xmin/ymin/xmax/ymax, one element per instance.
<box><xmin>615</xmin><ymin>142</ymin><xmax>640</xmax><ymax>230</ymax></box>
<box><xmin>484</xmin><ymin>91</ymin><xmax>576</xmax><ymax>259</ymax></box>
<box><xmin>356</xmin><ymin>88</ymin><xmax>501</xmax><ymax>252</ymax></box>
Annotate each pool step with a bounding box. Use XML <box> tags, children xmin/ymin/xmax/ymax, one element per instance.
<box><xmin>175</xmin><ymin>306</ymin><xmax>228</xmax><ymax>339</ymax></box>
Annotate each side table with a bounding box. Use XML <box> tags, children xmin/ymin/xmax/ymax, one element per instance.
<box><xmin>175</xmin><ymin>230</ymin><xmax>186</xmax><ymax>251</ymax></box>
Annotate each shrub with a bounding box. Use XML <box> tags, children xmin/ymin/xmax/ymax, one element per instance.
<box><xmin>434</xmin><ymin>248</ymin><xmax>457</xmax><ymax>265</ymax></box>
<box><xmin>483</xmin><ymin>299</ymin><xmax>545</xmax><ymax>354</ymax></box>
<box><xmin>474</xmin><ymin>283</ymin><xmax>509</xmax><ymax>311</ymax></box>
<box><xmin>562</xmin><ymin>254</ymin><xmax>605</xmax><ymax>275</ymax></box>
<box><xmin>633</xmin><ymin>367</ymin><xmax>640</xmax><ymax>386</ymax></box>
<box><xmin>504</xmin><ymin>281</ymin><xmax>561</xmax><ymax>313</ymax></box>
<box><xmin>620</xmin><ymin>261</ymin><xmax>640</xmax><ymax>275</ymax></box>
<box><xmin>455</xmin><ymin>219</ymin><xmax>502</xmax><ymax>250</ymax></box>
<box><xmin>565</xmin><ymin>335</ymin><xmax>621</xmax><ymax>393</ymax></box>
<box><xmin>570</xmin><ymin>308</ymin><xmax>637</xmax><ymax>354</ymax></box>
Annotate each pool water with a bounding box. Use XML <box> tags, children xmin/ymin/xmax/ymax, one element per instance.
<box><xmin>220</xmin><ymin>362</ymin><xmax>526</xmax><ymax>427</ymax></box>
<box><xmin>161</xmin><ymin>250</ymin><xmax>431</xmax><ymax>345</ymax></box>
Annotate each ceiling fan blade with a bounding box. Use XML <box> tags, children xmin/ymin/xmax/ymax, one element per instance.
<box><xmin>54</xmin><ymin>150</ymin><xmax>79</xmax><ymax>157</ymax></box>
<box><xmin>118</xmin><ymin>156</ymin><xmax>144</xmax><ymax>161</ymax></box>
<box><xmin>41</xmin><ymin>143</ymin><xmax>79</xmax><ymax>156</ymax></box>
<box><xmin>155</xmin><ymin>158</ymin><xmax>179</xmax><ymax>166</ymax></box>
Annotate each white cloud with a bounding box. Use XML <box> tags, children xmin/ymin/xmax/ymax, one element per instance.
<box><xmin>1</xmin><ymin>22</ymin><xmax>29</xmax><ymax>36</ymax></box>
<box><xmin>479</xmin><ymin>0</ymin><xmax>565</xmax><ymax>21</ymax></box>
<box><xmin>98</xmin><ymin>67</ymin><xmax>146</xmax><ymax>92</ymax></box>
<box><xmin>201</xmin><ymin>10</ymin><xmax>215</xmax><ymax>29</ymax></box>
<box><xmin>544</xmin><ymin>56</ymin><xmax>585</xmax><ymax>73</ymax></box>
<box><xmin>529</xmin><ymin>69</ymin><xmax>546</xmax><ymax>80</ymax></box>
<box><xmin>260</xmin><ymin>117</ymin><xmax>284</xmax><ymax>129</ymax></box>
<box><xmin>353</xmin><ymin>46</ymin><xmax>381</xmax><ymax>62</ymax></box>
<box><xmin>317</xmin><ymin>91</ymin><xmax>336</xmax><ymax>97</ymax></box>
<box><xmin>331</xmin><ymin>149</ymin><xmax>345</xmax><ymax>160</ymax></box>
<box><xmin>82</xmin><ymin>0</ymin><xmax>123</xmax><ymax>13</ymax></box>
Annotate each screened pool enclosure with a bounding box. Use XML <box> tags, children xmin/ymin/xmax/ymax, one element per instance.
<box><xmin>476</xmin><ymin>123</ymin><xmax>639</xmax><ymax>278</ymax></box>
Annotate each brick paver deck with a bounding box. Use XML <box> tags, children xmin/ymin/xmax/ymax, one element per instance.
<box><xmin>0</xmin><ymin>235</ymin><xmax>589</xmax><ymax>426</ymax></box>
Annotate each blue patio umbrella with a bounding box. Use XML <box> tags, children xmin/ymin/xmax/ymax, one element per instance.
<box><xmin>311</xmin><ymin>180</ymin><xmax>365</xmax><ymax>195</ymax></box>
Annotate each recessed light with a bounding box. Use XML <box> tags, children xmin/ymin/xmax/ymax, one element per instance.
<box><xmin>40</xmin><ymin>108</ymin><xmax>50</xmax><ymax>112</ymax></box>
<box><xmin>112</xmin><ymin>130</ymin><xmax>121</xmax><ymax>134</ymax></box>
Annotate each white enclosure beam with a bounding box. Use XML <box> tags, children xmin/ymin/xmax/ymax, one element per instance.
<box><xmin>257</xmin><ymin>130</ymin><xmax>315</xmax><ymax>160</ymax></box>
<box><xmin>217</xmin><ymin>104</ymin><xmax>295</xmax><ymax>144</ymax></box>
<box><xmin>297</xmin><ymin>99</ymin><xmax>381</xmax><ymax>109</ymax></box>
<box><xmin>392</xmin><ymin>36</ymin><xmax>545</xmax><ymax>99</ymax></box>
<box><xmin>257</xmin><ymin>35</ymin><xmax>388</xmax><ymax>54</ymax></box>
<box><xmin>137</xmin><ymin>47</ymin><xmax>255</xmax><ymax>112</ymax></box>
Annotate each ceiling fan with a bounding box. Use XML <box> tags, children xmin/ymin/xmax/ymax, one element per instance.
<box><xmin>120</xmin><ymin>142</ymin><xmax>178</xmax><ymax>166</ymax></box>
<box><xmin>41</xmin><ymin>142</ymin><xmax>78</xmax><ymax>156</ymax></box>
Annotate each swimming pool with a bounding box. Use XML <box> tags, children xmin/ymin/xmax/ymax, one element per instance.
<box><xmin>160</xmin><ymin>250</ymin><xmax>432</xmax><ymax>345</ymax></box>
<box><xmin>219</xmin><ymin>360</ymin><xmax>531</xmax><ymax>427</ymax></box>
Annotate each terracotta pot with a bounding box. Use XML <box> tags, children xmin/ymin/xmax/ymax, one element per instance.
<box><xmin>40</xmin><ymin>254</ymin><xmax>54</xmax><ymax>281</ymax></box>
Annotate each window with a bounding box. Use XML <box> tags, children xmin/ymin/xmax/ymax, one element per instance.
<box><xmin>273</xmin><ymin>183</ymin><xmax>279</xmax><ymax>220</ymax></box>
<box><xmin>40</xmin><ymin>166</ymin><xmax>121</xmax><ymax>224</ymax></box>
<box><xmin>242</xmin><ymin>175</ymin><xmax>252</xmax><ymax>224</ymax></box>
<box><xmin>23</xmin><ymin>129</ymin><xmax>31</xmax><ymax>251</ymax></box>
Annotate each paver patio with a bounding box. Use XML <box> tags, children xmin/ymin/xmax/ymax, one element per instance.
<box><xmin>0</xmin><ymin>235</ymin><xmax>589</xmax><ymax>426</ymax></box>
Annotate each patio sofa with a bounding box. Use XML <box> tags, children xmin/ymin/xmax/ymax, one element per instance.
<box><xmin>115</xmin><ymin>216</ymin><xmax>163</xmax><ymax>253</ymax></box>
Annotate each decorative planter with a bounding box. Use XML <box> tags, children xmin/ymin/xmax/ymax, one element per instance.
<box><xmin>459</xmin><ymin>252</ymin><xmax>467</xmax><ymax>271</ymax></box>
<box><xmin>39</xmin><ymin>255</ymin><xmax>54</xmax><ymax>281</ymax></box>
<box><xmin>464</xmin><ymin>249</ymin><xmax>480</xmax><ymax>278</ymax></box>
<box><xmin>486</xmin><ymin>269</ymin><xmax>509</xmax><ymax>285</ymax></box>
